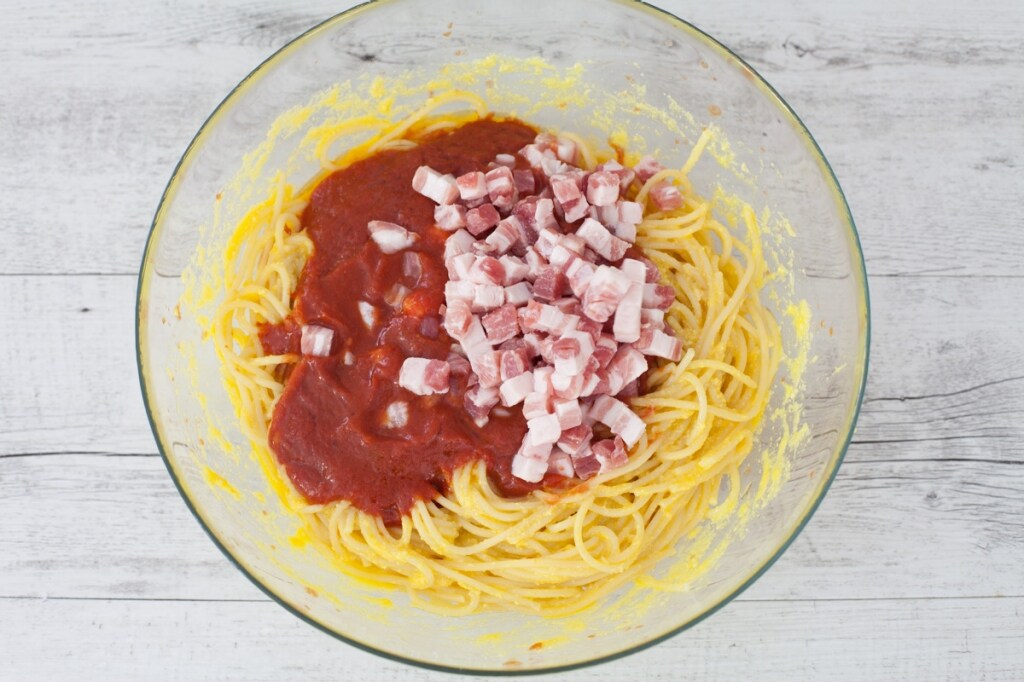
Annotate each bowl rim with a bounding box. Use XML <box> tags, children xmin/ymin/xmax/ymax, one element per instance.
<box><xmin>135</xmin><ymin>0</ymin><xmax>871</xmax><ymax>674</ymax></box>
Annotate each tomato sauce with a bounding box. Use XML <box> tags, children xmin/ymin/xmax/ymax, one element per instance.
<box><xmin>259</xmin><ymin>118</ymin><xmax>565</xmax><ymax>524</ymax></box>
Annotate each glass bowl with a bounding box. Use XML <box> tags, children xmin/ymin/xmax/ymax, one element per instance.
<box><xmin>137</xmin><ymin>0</ymin><xmax>869</xmax><ymax>674</ymax></box>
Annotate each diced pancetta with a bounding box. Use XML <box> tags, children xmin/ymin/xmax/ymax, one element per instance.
<box><xmin>553</xmin><ymin>399</ymin><xmax>583</xmax><ymax>430</ymax></box>
<box><xmin>522</xmin><ymin>391</ymin><xmax>552</xmax><ymax>420</ymax></box>
<box><xmin>484</xmin><ymin>219</ymin><xmax>519</xmax><ymax>255</ymax></box>
<box><xmin>527</xmin><ymin>413</ymin><xmax>562</xmax><ymax>445</ymax></box>
<box><xmin>466</xmin><ymin>256</ymin><xmax>506</xmax><ymax>286</ymax></box>
<box><xmin>471</xmin><ymin>350</ymin><xmax>503</xmax><ymax>389</ymax></box>
<box><xmin>649</xmin><ymin>181</ymin><xmax>684</xmax><ymax>211</ymax></box>
<box><xmin>565</xmin><ymin>259</ymin><xmax>595</xmax><ymax>298</ymax></box>
<box><xmin>590</xmin><ymin>395</ymin><xmax>646</xmax><ymax>447</ymax></box>
<box><xmin>300</xmin><ymin>324</ymin><xmax>333</xmax><ymax>357</ymax></box>
<box><xmin>595</xmin><ymin>160</ymin><xmax>637</xmax><ymax>190</ymax></box>
<box><xmin>465</xmin><ymin>384</ymin><xmax>499</xmax><ymax>420</ymax></box>
<box><xmin>633</xmin><ymin>156</ymin><xmax>665</xmax><ymax>183</ymax></box>
<box><xmin>446</xmin><ymin>252</ymin><xmax>475</xmax><ymax>281</ymax></box>
<box><xmin>642</xmin><ymin>283</ymin><xmax>675</xmax><ymax>310</ymax></box>
<box><xmin>547</xmin><ymin>450</ymin><xmax>575</xmax><ymax>477</ymax></box>
<box><xmin>571</xmin><ymin>444</ymin><xmax>602</xmax><ymax>480</ymax></box>
<box><xmin>581</xmin><ymin>265</ymin><xmax>632</xmax><ymax>322</ymax></box>
<box><xmin>399</xmin><ymin>357</ymin><xmax>450</xmax><ymax>395</ymax></box>
<box><xmin>412</xmin><ymin>166</ymin><xmax>459</xmax><ymax>204</ymax></box>
<box><xmin>466</xmin><ymin>204</ymin><xmax>501</xmax><ymax>236</ymax></box>
<box><xmin>434</xmin><ymin>204</ymin><xmax>467</xmax><ymax>231</ymax></box>
<box><xmin>557</xmin><ymin>423</ymin><xmax>592</xmax><ymax>454</ymax></box>
<box><xmin>485</xmin><ymin>166</ymin><xmax>517</xmax><ymax>212</ymax></box>
<box><xmin>586</xmin><ymin>171</ymin><xmax>620</xmax><ymax>206</ymax></box>
<box><xmin>471</xmin><ymin>284</ymin><xmax>505</xmax><ymax>313</ymax></box>
<box><xmin>367</xmin><ymin>220</ymin><xmax>419</xmax><ymax>254</ymax></box>
<box><xmin>592</xmin><ymin>437</ymin><xmax>629</xmax><ymax>472</ymax></box>
<box><xmin>498</xmin><ymin>255</ymin><xmax>529</xmax><ymax>284</ymax></box>
<box><xmin>524</xmin><ymin>247</ymin><xmax>546</xmax><ymax>282</ymax></box>
<box><xmin>550</xmin><ymin>370</ymin><xmax>585</xmax><ymax>400</ymax></box>
<box><xmin>494</xmin><ymin>153</ymin><xmax>516</xmax><ymax>167</ymax></box>
<box><xmin>612</xmin><ymin>282</ymin><xmax>643</xmax><ymax>343</ymax></box>
<box><xmin>499</xmin><ymin>371</ymin><xmax>533</xmax><ymax>407</ymax></box>
<box><xmin>593</xmin><ymin>334</ymin><xmax>617</xmax><ymax>368</ymax></box>
<box><xmin>456</xmin><ymin>171</ymin><xmax>488</xmax><ymax>201</ymax></box>
<box><xmin>482</xmin><ymin>304</ymin><xmax>520</xmax><ymax>343</ymax></box>
<box><xmin>513</xmin><ymin>169</ymin><xmax>536</xmax><ymax>194</ymax></box>
<box><xmin>532</xmin><ymin>268</ymin><xmax>567</xmax><ymax>301</ymax></box>
<box><xmin>635</xmin><ymin>326</ymin><xmax>684</xmax><ymax>362</ymax></box>
<box><xmin>443</xmin><ymin>229</ymin><xmax>476</xmax><ymax>261</ymax></box>
<box><xmin>555</xmin><ymin>137</ymin><xmax>578</xmax><ymax>164</ymax></box>
<box><xmin>576</xmin><ymin>218</ymin><xmax>628</xmax><ymax>262</ymax></box>
<box><xmin>510</xmin><ymin>433</ymin><xmax>553</xmax><ymax>482</ymax></box>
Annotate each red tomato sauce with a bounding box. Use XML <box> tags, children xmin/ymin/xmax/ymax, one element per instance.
<box><xmin>259</xmin><ymin>118</ymin><xmax>570</xmax><ymax>524</ymax></box>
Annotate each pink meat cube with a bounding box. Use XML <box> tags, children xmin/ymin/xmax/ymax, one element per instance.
<box><xmin>586</xmin><ymin>171</ymin><xmax>620</xmax><ymax>206</ymax></box>
<box><xmin>465</xmin><ymin>204</ymin><xmax>501</xmax><ymax>236</ymax></box>
<box><xmin>456</xmin><ymin>171</ymin><xmax>488</xmax><ymax>201</ymax></box>
<box><xmin>649</xmin><ymin>181</ymin><xmax>684</xmax><ymax>211</ymax></box>
<box><xmin>412</xmin><ymin>166</ymin><xmax>460</xmax><ymax>205</ymax></box>
<box><xmin>592</xmin><ymin>437</ymin><xmax>629</xmax><ymax>473</ymax></box>
<box><xmin>434</xmin><ymin>204</ymin><xmax>467</xmax><ymax>231</ymax></box>
<box><xmin>399</xmin><ymin>357</ymin><xmax>450</xmax><ymax>395</ymax></box>
<box><xmin>481</xmin><ymin>304</ymin><xmax>520</xmax><ymax>343</ymax></box>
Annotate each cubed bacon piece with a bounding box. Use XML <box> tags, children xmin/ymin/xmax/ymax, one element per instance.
<box><xmin>537</xmin><ymin>335</ymin><xmax>555</xmax><ymax>364</ymax></box>
<box><xmin>446</xmin><ymin>252</ymin><xmax>475</xmax><ymax>281</ymax></box>
<box><xmin>481</xmin><ymin>304</ymin><xmax>519</xmax><ymax>343</ymax></box>
<box><xmin>618</xmin><ymin>201</ymin><xmax>644</xmax><ymax>228</ymax></box>
<box><xmin>593</xmin><ymin>334</ymin><xmax>618</xmax><ymax>368</ymax></box>
<box><xmin>467</xmin><ymin>256</ymin><xmax>506</xmax><ymax>286</ymax></box>
<box><xmin>472</xmin><ymin>350</ymin><xmax>503</xmax><ymax>389</ymax></box>
<box><xmin>548</xmin><ymin>245</ymin><xmax>578</xmax><ymax>273</ymax></box>
<box><xmin>643</xmin><ymin>283</ymin><xmax>675</xmax><ymax>310</ymax></box>
<box><xmin>433</xmin><ymin>204</ymin><xmax>467</xmax><ymax>231</ymax></box>
<box><xmin>547</xmin><ymin>450</ymin><xmax>575</xmax><ymax>477</ymax></box>
<box><xmin>571</xmin><ymin>444</ymin><xmax>602</xmax><ymax>480</ymax></box>
<box><xmin>552</xmin><ymin>330</ymin><xmax>595</xmax><ymax>376</ymax></box>
<box><xmin>553</xmin><ymin>297</ymin><xmax>583</xmax><ymax>316</ymax></box>
<box><xmin>550</xmin><ymin>173</ymin><xmax>582</xmax><ymax>208</ymax></box>
<box><xmin>447</xmin><ymin>353</ymin><xmax>472</xmax><ymax>378</ymax></box>
<box><xmin>465</xmin><ymin>384</ymin><xmax>499</xmax><ymax>420</ymax></box>
<box><xmin>532</xmin><ymin>267</ymin><xmax>567</xmax><ymax>301</ymax></box>
<box><xmin>590</xmin><ymin>395</ymin><xmax>646</xmax><ymax>447</ymax></box>
<box><xmin>459</xmin><ymin>316</ymin><xmax>492</xmax><ymax>362</ymax></box>
<box><xmin>641</xmin><ymin>308</ymin><xmax>665</xmax><ymax>326</ymax></box>
<box><xmin>649</xmin><ymin>181</ymin><xmax>684</xmax><ymax>211</ymax></box>
<box><xmin>550</xmin><ymin>369</ymin><xmax>585</xmax><ymax>400</ymax></box>
<box><xmin>592</xmin><ymin>436</ymin><xmax>629</xmax><ymax>473</ymax></box>
<box><xmin>402</xmin><ymin>251</ymin><xmax>426</xmax><ymax>285</ymax></box>
<box><xmin>443</xmin><ymin>229</ymin><xmax>476</xmax><ymax>261</ymax></box>
<box><xmin>607</xmin><ymin>345</ymin><xmax>648</xmax><ymax>391</ymax></box>
<box><xmin>586</xmin><ymin>171</ymin><xmax>620</xmax><ymax>206</ymax></box>
<box><xmin>613</xmin><ymin>282</ymin><xmax>644</xmax><ymax>343</ymax></box>
<box><xmin>484</xmin><ymin>219</ymin><xmax>519</xmax><ymax>255</ymax></box>
<box><xmin>535</xmin><ymin>227</ymin><xmax>560</xmax><ymax>259</ymax></box>
<box><xmin>524</xmin><ymin>247</ymin><xmax>546</xmax><ymax>282</ymax></box>
<box><xmin>494</xmin><ymin>153</ymin><xmax>516</xmax><ymax>168</ymax></box>
<box><xmin>499</xmin><ymin>371</ymin><xmax>533</xmax><ymax>407</ymax></box>
<box><xmin>444</xmin><ymin>280</ymin><xmax>476</xmax><ymax>305</ymax></box>
<box><xmin>412</xmin><ymin>166</ymin><xmax>459</xmax><ymax>205</ymax></box>
<box><xmin>498</xmin><ymin>255</ymin><xmax>529</xmax><ymax>284</ymax></box>
<box><xmin>576</xmin><ymin>317</ymin><xmax>603</xmax><ymax>344</ymax></box>
<box><xmin>533</xmin><ymin>365</ymin><xmax>554</xmax><ymax>394</ymax></box>
<box><xmin>617</xmin><ymin>380</ymin><xmax>639</xmax><ymax>399</ymax></box>
<box><xmin>518</xmin><ymin>143</ymin><xmax>549</xmax><ymax>170</ymax></box>
<box><xmin>558</xmin><ymin>232</ymin><xmax>587</xmax><ymax>255</ymax></box>
<box><xmin>518</xmin><ymin>300</ymin><xmax>566</xmax><ymax>334</ymax></box>
<box><xmin>554</xmin><ymin>399</ymin><xmax>583</xmax><ymax>430</ymax></box>
<box><xmin>540</xmin><ymin>155</ymin><xmax>571</xmax><ymax>178</ymax></box>
<box><xmin>399</xmin><ymin>357</ymin><xmax>450</xmax><ymax>395</ymax></box>
<box><xmin>499</xmin><ymin>346</ymin><xmax>529</xmax><ymax>381</ymax></box>
<box><xmin>513</xmin><ymin>169</ymin><xmax>536</xmax><ymax>194</ymax></box>
<box><xmin>633</xmin><ymin>155</ymin><xmax>665</xmax><ymax>183</ymax></box>
<box><xmin>635</xmin><ymin>326</ymin><xmax>684</xmax><ymax>362</ymax></box>
<box><xmin>465</xmin><ymin>204</ymin><xmax>501</xmax><ymax>236</ymax></box>
<box><xmin>367</xmin><ymin>220</ymin><xmax>419</xmax><ymax>254</ymax></box>
<box><xmin>581</xmin><ymin>265</ymin><xmax>632</xmax><ymax>322</ymax></box>
<box><xmin>638</xmin><ymin>256</ymin><xmax>661</xmax><ymax>283</ymax></box>
<box><xmin>485</xmin><ymin>166</ymin><xmax>517</xmax><ymax>212</ymax></box>
<box><xmin>557</xmin><ymin>423</ymin><xmax>592</xmax><ymax>454</ymax></box>
<box><xmin>522</xmin><ymin>391</ymin><xmax>552</xmax><ymax>420</ymax></box>
<box><xmin>576</xmin><ymin>218</ymin><xmax>628</xmax><ymax>262</ymax></box>
<box><xmin>521</xmin><ymin>332</ymin><xmax>543</xmax><ymax>359</ymax></box>
<box><xmin>467</xmin><ymin>283</ymin><xmax>503</xmax><ymax>314</ymax></box>
<box><xmin>620</xmin><ymin>258</ymin><xmax>648</xmax><ymax>284</ymax></box>
<box><xmin>300</xmin><ymin>324</ymin><xmax>333</xmax><ymax>357</ymax></box>
<box><xmin>528</xmin><ymin>413</ymin><xmax>562</xmax><ymax>446</ymax></box>
<box><xmin>511</xmin><ymin>433</ymin><xmax>553</xmax><ymax>482</ymax></box>
<box><xmin>555</xmin><ymin>136</ymin><xmax>578</xmax><ymax>164</ymax></box>
<box><xmin>504</xmin><ymin>282</ymin><xmax>533</xmax><ymax>307</ymax></box>
<box><xmin>565</xmin><ymin>258</ymin><xmax>596</xmax><ymax>298</ymax></box>
<box><xmin>595</xmin><ymin>160</ymin><xmax>636</xmax><ymax>190</ymax></box>
<box><xmin>456</xmin><ymin>171</ymin><xmax>488</xmax><ymax>201</ymax></box>
<box><xmin>562</xmin><ymin>197</ymin><xmax>590</xmax><ymax>223</ymax></box>
<box><xmin>534</xmin><ymin>198</ymin><xmax>558</xmax><ymax>232</ymax></box>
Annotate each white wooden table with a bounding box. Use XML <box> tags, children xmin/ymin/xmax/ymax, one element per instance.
<box><xmin>3</xmin><ymin>1</ymin><xmax>1022</xmax><ymax>679</ymax></box>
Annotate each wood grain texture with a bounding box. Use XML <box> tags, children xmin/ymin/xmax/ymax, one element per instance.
<box><xmin>2</xmin><ymin>0</ymin><xmax>1023</xmax><ymax>679</ymax></box>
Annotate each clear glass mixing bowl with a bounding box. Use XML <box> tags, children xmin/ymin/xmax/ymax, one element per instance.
<box><xmin>137</xmin><ymin>0</ymin><xmax>869</xmax><ymax>673</ymax></box>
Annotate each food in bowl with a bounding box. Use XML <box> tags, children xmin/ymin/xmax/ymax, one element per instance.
<box><xmin>213</xmin><ymin>91</ymin><xmax>779</xmax><ymax>615</ymax></box>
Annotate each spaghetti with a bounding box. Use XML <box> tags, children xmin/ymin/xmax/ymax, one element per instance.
<box><xmin>213</xmin><ymin>93</ymin><xmax>780</xmax><ymax>616</ymax></box>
